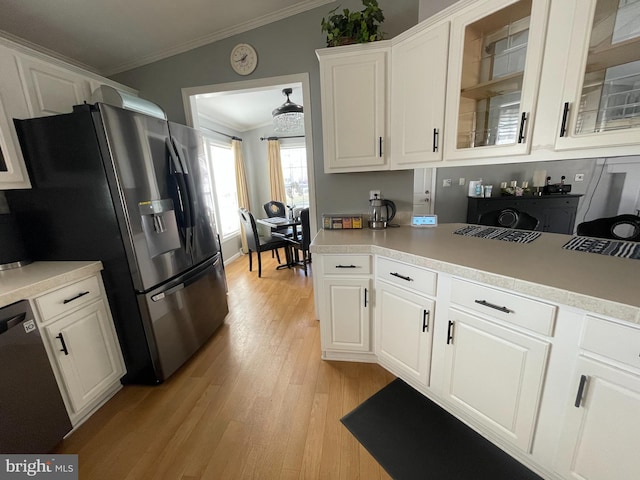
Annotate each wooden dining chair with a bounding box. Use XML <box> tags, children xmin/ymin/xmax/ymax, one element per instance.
<box><xmin>238</xmin><ymin>208</ymin><xmax>289</xmax><ymax>277</ymax></box>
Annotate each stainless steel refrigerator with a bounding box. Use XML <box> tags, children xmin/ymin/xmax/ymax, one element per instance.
<box><xmin>6</xmin><ymin>103</ymin><xmax>229</xmax><ymax>384</ymax></box>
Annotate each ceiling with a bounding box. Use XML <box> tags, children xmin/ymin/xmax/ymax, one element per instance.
<box><xmin>0</xmin><ymin>0</ymin><xmax>333</xmax><ymax>76</ymax></box>
<box><xmin>195</xmin><ymin>84</ymin><xmax>304</xmax><ymax>133</ymax></box>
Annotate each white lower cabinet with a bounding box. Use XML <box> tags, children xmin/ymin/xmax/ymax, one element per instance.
<box><xmin>376</xmin><ymin>281</ymin><xmax>434</xmax><ymax>387</ymax></box>
<box><xmin>442</xmin><ymin>308</ymin><xmax>550</xmax><ymax>452</ymax></box>
<box><xmin>317</xmin><ymin>254</ymin><xmax>373</xmax><ymax>357</ymax></box>
<box><xmin>33</xmin><ymin>273</ymin><xmax>125</xmax><ymax>426</ymax></box>
<box><xmin>555</xmin><ymin>357</ymin><xmax>640</xmax><ymax>480</ymax></box>
<box><xmin>43</xmin><ymin>300</ymin><xmax>124</xmax><ymax>416</ymax></box>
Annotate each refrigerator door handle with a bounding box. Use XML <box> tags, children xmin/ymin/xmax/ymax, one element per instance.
<box><xmin>170</xmin><ymin>137</ymin><xmax>197</xmax><ymax>255</ymax></box>
<box><xmin>166</xmin><ymin>138</ymin><xmax>193</xmax><ymax>252</ymax></box>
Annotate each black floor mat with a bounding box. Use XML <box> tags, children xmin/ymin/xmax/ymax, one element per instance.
<box><xmin>341</xmin><ymin>378</ymin><xmax>544</xmax><ymax>480</ymax></box>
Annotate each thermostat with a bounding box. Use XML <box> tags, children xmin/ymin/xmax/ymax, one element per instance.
<box><xmin>411</xmin><ymin>214</ymin><xmax>438</xmax><ymax>227</ymax></box>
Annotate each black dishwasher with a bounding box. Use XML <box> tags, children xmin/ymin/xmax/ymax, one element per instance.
<box><xmin>0</xmin><ymin>300</ymin><xmax>72</xmax><ymax>453</ymax></box>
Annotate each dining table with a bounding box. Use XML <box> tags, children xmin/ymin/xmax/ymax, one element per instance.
<box><xmin>256</xmin><ymin>216</ymin><xmax>303</xmax><ymax>270</ymax></box>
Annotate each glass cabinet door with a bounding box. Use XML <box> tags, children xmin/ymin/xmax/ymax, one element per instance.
<box><xmin>444</xmin><ymin>0</ymin><xmax>549</xmax><ymax>160</ymax></box>
<box><xmin>557</xmin><ymin>0</ymin><xmax>640</xmax><ymax>150</ymax></box>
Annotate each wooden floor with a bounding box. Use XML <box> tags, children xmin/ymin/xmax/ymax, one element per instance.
<box><xmin>55</xmin><ymin>253</ymin><xmax>395</xmax><ymax>479</ymax></box>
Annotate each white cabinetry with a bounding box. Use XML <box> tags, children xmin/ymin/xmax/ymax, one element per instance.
<box><xmin>317</xmin><ymin>254</ymin><xmax>373</xmax><ymax>359</ymax></box>
<box><xmin>18</xmin><ymin>56</ymin><xmax>94</xmax><ymax>117</ymax></box>
<box><xmin>375</xmin><ymin>257</ymin><xmax>437</xmax><ymax>387</ymax></box>
<box><xmin>552</xmin><ymin>0</ymin><xmax>640</xmax><ymax>151</ymax></box>
<box><xmin>33</xmin><ymin>273</ymin><xmax>125</xmax><ymax>426</ymax></box>
<box><xmin>443</xmin><ymin>0</ymin><xmax>550</xmax><ymax>161</ymax></box>
<box><xmin>0</xmin><ymin>37</ymin><xmax>136</xmax><ymax>190</ymax></box>
<box><xmin>0</xmin><ymin>45</ymin><xmax>31</xmax><ymax>188</ymax></box>
<box><xmin>390</xmin><ymin>22</ymin><xmax>449</xmax><ymax>168</ymax></box>
<box><xmin>441</xmin><ymin>278</ymin><xmax>553</xmax><ymax>452</ymax></box>
<box><xmin>317</xmin><ymin>44</ymin><xmax>389</xmax><ymax>173</ymax></box>
<box><xmin>555</xmin><ymin>316</ymin><xmax>640</xmax><ymax>479</ymax></box>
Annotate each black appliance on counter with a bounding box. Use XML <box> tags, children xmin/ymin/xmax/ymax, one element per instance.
<box><xmin>6</xmin><ymin>103</ymin><xmax>229</xmax><ymax>384</ymax></box>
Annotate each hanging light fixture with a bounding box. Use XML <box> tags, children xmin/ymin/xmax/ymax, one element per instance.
<box><xmin>272</xmin><ymin>88</ymin><xmax>304</xmax><ymax>134</ymax></box>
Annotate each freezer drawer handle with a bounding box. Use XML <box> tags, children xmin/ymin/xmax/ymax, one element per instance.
<box><xmin>63</xmin><ymin>291</ymin><xmax>90</xmax><ymax>304</ymax></box>
<box><xmin>151</xmin><ymin>283</ymin><xmax>185</xmax><ymax>302</ymax></box>
<box><xmin>390</xmin><ymin>272</ymin><xmax>413</xmax><ymax>282</ymax></box>
<box><xmin>474</xmin><ymin>299</ymin><xmax>513</xmax><ymax>314</ymax></box>
<box><xmin>56</xmin><ymin>333</ymin><xmax>69</xmax><ymax>356</ymax></box>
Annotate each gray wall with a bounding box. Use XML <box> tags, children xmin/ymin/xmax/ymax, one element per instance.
<box><xmin>110</xmin><ymin>0</ymin><xmax>420</xmax><ymax>227</ymax></box>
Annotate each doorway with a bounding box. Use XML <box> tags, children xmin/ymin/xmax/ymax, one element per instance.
<box><xmin>182</xmin><ymin>74</ymin><xmax>316</xmax><ymax>261</ymax></box>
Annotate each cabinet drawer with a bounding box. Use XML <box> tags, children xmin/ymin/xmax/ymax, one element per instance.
<box><xmin>35</xmin><ymin>275</ymin><xmax>102</xmax><ymax>321</ymax></box>
<box><xmin>450</xmin><ymin>278</ymin><xmax>556</xmax><ymax>336</ymax></box>
<box><xmin>376</xmin><ymin>257</ymin><xmax>437</xmax><ymax>296</ymax></box>
<box><xmin>322</xmin><ymin>255</ymin><xmax>371</xmax><ymax>274</ymax></box>
<box><xmin>581</xmin><ymin>316</ymin><xmax>640</xmax><ymax>370</ymax></box>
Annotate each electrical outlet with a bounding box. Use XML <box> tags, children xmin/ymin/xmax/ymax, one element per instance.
<box><xmin>443</xmin><ymin>179</ymin><xmax>452</xmax><ymax>187</ymax></box>
<box><xmin>459</xmin><ymin>178</ymin><xmax>466</xmax><ymax>186</ymax></box>
<box><xmin>369</xmin><ymin>189</ymin><xmax>381</xmax><ymax>200</ymax></box>
<box><xmin>575</xmin><ymin>174</ymin><xmax>584</xmax><ymax>182</ymax></box>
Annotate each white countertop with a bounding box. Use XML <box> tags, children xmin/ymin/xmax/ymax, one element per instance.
<box><xmin>310</xmin><ymin>223</ymin><xmax>640</xmax><ymax>323</ymax></box>
<box><xmin>0</xmin><ymin>261</ymin><xmax>103</xmax><ymax>308</ymax></box>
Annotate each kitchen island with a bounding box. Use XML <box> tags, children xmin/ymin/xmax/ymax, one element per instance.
<box><xmin>310</xmin><ymin>223</ymin><xmax>640</xmax><ymax>480</ymax></box>
<box><xmin>310</xmin><ymin>223</ymin><xmax>639</xmax><ymax>322</ymax></box>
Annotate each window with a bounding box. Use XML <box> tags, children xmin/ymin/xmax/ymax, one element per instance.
<box><xmin>280</xmin><ymin>144</ymin><xmax>309</xmax><ymax>208</ymax></box>
<box><xmin>205</xmin><ymin>140</ymin><xmax>240</xmax><ymax>239</ymax></box>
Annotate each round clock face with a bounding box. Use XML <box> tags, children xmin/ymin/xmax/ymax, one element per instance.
<box><xmin>230</xmin><ymin>43</ymin><xmax>258</xmax><ymax>75</ymax></box>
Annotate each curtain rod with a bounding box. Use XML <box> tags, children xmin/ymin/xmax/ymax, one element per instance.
<box><xmin>200</xmin><ymin>126</ymin><xmax>241</xmax><ymax>141</ymax></box>
<box><xmin>260</xmin><ymin>135</ymin><xmax>305</xmax><ymax>141</ymax></box>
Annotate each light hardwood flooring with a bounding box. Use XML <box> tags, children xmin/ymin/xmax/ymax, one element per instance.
<box><xmin>55</xmin><ymin>252</ymin><xmax>395</xmax><ymax>479</ymax></box>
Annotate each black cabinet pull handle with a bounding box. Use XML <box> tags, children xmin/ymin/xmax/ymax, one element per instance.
<box><xmin>560</xmin><ymin>102</ymin><xmax>570</xmax><ymax>137</ymax></box>
<box><xmin>432</xmin><ymin>128</ymin><xmax>439</xmax><ymax>152</ymax></box>
<box><xmin>423</xmin><ymin>310</ymin><xmax>430</xmax><ymax>332</ymax></box>
<box><xmin>446</xmin><ymin>320</ymin><xmax>454</xmax><ymax>344</ymax></box>
<box><xmin>517</xmin><ymin>112</ymin><xmax>528</xmax><ymax>143</ymax></box>
<box><xmin>364</xmin><ymin>288</ymin><xmax>368</xmax><ymax>308</ymax></box>
<box><xmin>63</xmin><ymin>291</ymin><xmax>90</xmax><ymax>304</ymax></box>
<box><xmin>379</xmin><ymin>136</ymin><xmax>383</xmax><ymax>157</ymax></box>
<box><xmin>474</xmin><ymin>299</ymin><xmax>513</xmax><ymax>314</ymax></box>
<box><xmin>574</xmin><ymin>375</ymin><xmax>588</xmax><ymax>408</ymax></box>
<box><xmin>390</xmin><ymin>272</ymin><xmax>413</xmax><ymax>282</ymax></box>
<box><xmin>56</xmin><ymin>333</ymin><xmax>69</xmax><ymax>356</ymax></box>
<box><xmin>335</xmin><ymin>264</ymin><xmax>356</xmax><ymax>269</ymax></box>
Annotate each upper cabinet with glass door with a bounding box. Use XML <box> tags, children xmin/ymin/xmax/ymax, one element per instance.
<box><xmin>555</xmin><ymin>0</ymin><xmax>640</xmax><ymax>150</ymax></box>
<box><xmin>444</xmin><ymin>0</ymin><xmax>550</xmax><ymax>161</ymax></box>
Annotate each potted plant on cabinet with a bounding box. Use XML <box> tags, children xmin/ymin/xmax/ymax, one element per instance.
<box><xmin>320</xmin><ymin>0</ymin><xmax>385</xmax><ymax>47</ymax></box>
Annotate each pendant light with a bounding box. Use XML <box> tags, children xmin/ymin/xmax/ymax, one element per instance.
<box><xmin>272</xmin><ymin>88</ymin><xmax>304</xmax><ymax>134</ymax></box>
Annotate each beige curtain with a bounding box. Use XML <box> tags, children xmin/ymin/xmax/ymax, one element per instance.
<box><xmin>233</xmin><ymin>139</ymin><xmax>251</xmax><ymax>253</ymax></box>
<box><xmin>267</xmin><ymin>139</ymin><xmax>286</xmax><ymax>203</ymax></box>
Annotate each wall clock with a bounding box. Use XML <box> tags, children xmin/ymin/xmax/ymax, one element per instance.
<box><xmin>230</xmin><ymin>43</ymin><xmax>258</xmax><ymax>76</ymax></box>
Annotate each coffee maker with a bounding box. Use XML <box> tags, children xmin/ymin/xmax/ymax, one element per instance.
<box><xmin>368</xmin><ymin>193</ymin><xmax>396</xmax><ymax>229</ymax></box>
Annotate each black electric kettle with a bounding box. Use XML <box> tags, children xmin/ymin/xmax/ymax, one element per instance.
<box><xmin>368</xmin><ymin>195</ymin><xmax>396</xmax><ymax>229</ymax></box>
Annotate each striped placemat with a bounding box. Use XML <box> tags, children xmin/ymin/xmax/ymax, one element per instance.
<box><xmin>453</xmin><ymin>225</ymin><xmax>542</xmax><ymax>243</ymax></box>
<box><xmin>562</xmin><ymin>236</ymin><xmax>640</xmax><ymax>260</ymax></box>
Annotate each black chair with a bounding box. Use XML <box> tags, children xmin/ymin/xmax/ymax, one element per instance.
<box><xmin>477</xmin><ymin>208</ymin><xmax>539</xmax><ymax>231</ymax></box>
<box><xmin>264</xmin><ymin>201</ymin><xmax>287</xmax><ymax>218</ymax></box>
<box><xmin>238</xmin><ymin>208</ymin><xmax>289</xmax><ymax>277</ymax></box>
<box><xmin>577</xmin><ymin>214</ymin><xmax>640</xmax><ymax>242</ymax></box>
<box><xmin>263</xmin><ymin>200</ymin><xmax>294</xmax><ymax>237</ymax></box>
<box><xmin>287</xmin><ymin>207</ymin><xmax>312</xmax><ymax>276</ymax></box>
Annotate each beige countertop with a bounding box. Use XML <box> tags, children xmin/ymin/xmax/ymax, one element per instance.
<box><xmin>0</xmin><ymin>261</ymin><xmax>103</xmax><ymax>308</ymax></box>
<box><xmin>310</xmin><ymin>223</ymin><xmax>640</xmax><ymax>324</ymax></box>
